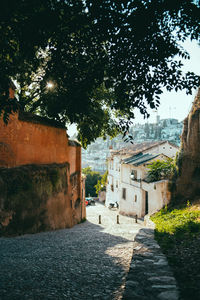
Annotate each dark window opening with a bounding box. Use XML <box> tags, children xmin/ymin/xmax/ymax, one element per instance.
<box><xmin>122</xmin><ymin>188</ymin><xmax>126</xmax><ymax>200</ymax></box>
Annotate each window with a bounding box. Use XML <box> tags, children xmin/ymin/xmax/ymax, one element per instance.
<box><xmin>135</xmin><ymin>195</ymin><xmax>137</xmax><ymax>202</ymax></box>
<box><xmin>116</xmin><ymin>180</ymin><xmax>118</xmax><ymax>188</ymax></box>
<box><xmin>122</xmin><ymin>188</ymin><xmax>126</xmax><ymax>200</ymax></box>
<box><xmin>111</xmin><ymin>184</ymin><xmax>114</xmax><ymax>191</ymax></box>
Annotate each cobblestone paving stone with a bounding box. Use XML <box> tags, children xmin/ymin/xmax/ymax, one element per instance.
<box><xmin>0</xmin><ymin>203</ymin><xmax>143</xmax><ymax>300</ymax></box>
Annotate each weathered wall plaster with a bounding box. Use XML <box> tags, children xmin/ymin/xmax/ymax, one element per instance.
<box><xmin>0</xmin><ymin>111</ymin><xmax>86</xmax><ymax>235</ymax></box>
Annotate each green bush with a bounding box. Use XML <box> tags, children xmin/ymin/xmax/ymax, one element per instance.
<box><xmin>147</xmin><ymin>158</ymin><xmax>176</xmax><ymax>182</ymax></box>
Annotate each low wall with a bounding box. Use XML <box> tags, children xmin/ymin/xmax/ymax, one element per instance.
<box><xmin>145</xmin><ymin>180</ymin><xmax>171</xmax><ymax>215</ymax></box>
<box><xmin>0</xmin><ymin>163</ymin><xmax>84</xmax><ymax>236</ymax></box>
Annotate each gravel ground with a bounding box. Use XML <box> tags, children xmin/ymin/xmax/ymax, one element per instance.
<box><xmin>0</xmin><ymin>203</ymin><xmax>143</xmax><ymax>300</ymax></box>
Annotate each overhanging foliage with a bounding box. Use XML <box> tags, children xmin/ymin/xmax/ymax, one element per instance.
<box><xmin>1</xmin><ymin>0</ymin><xmax>200</xmax><ymax>146</ymax></box>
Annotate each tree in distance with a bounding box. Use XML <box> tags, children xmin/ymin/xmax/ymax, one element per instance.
<box><xmin>0</xmin><ymin>0</ymin><xmax>200</xmax><ymax>147</ymax></box>
<box><xmin>82</xmin><ymin>167</ymin><xmax>101</xmax><ymax>197</ymax></box>
<box><xmin>95</xmin><ymin>171</ymin><xmax>108</xmax><ymax>195</ymax></box>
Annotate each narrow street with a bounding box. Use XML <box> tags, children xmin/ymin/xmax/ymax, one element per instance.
<box><xmin>0</xmin><ymin>203</ymin><xmax>143</xmax><ymax>300</ymax></box>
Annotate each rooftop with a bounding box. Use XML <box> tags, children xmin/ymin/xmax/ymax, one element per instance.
<box><xmin>123</xmin><ymin>152</ymin><xmax>159</xmax><ymax>166</ymax></box>
<box><xmin>110</xmin><ymin>141</ymin><xmax>174</xmax><ymax>158</ymax></box>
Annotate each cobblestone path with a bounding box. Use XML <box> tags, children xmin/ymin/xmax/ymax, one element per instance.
<box><xmin>0</xmin><ymin>203</ymin><xmax>143</xmax><ymax>300</ymax></box>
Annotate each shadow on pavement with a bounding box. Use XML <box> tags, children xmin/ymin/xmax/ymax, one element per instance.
<box><xmin>0</xmin><ymin>220</ymin><xmax>137</xmax><ymax>300</ymax></box>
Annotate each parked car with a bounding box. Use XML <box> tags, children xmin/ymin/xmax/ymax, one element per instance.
<box><xmin>85</xmin><ymin>197</ymin><xmax>95</xmax><ymax>205</ymax></box>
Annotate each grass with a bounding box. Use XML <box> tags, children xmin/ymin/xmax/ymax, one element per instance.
<box><xmin>151</xmin><ymin>203</ymin><xmax>200</xmax><ymax>300</ymax></box>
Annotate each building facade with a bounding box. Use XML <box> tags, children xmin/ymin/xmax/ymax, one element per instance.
<box><xmin>105</xmin><ymin>141</ymin><xmax>178</xmax><ymax>217</ymax></box>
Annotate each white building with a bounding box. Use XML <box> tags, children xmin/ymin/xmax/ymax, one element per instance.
<box><xmin>106</xmin><ymin>151</ymin><xmax>122</xmax><ymax>205</ymax></box>
<box><xmin>105</xmin><ymin>141</ymin><xmax>178</xmax><ymax>217</ymax></box>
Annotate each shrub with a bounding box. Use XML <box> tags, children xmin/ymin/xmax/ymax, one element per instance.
<box><xmin>147</xmin><ymin>158</ymin><xmax>176</xmax><ymax>182</ymax></box>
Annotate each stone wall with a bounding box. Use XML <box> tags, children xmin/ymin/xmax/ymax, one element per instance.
<box><xmin>0</xmin><ymin>111</ymin><xmax>86</xmax><ymax>235</ymax></box>
<box><xmin>175</xmin><ymin>88</ymin><xmax>200</xmax><ymax>200</ymax></box>
<box><xmin>0</xmin><ymin>163</ymin><xmax>75</xmax><ymax>235</ymax></box>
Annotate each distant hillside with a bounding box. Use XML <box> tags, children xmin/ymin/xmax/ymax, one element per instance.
<box><xmin>129</xmin><ymin>117</ymin><xmax>183</xmax><ymax>147</ymax></box>
<box><xmin>82</xmin><ymin>117</ymin><xmax>182</xmax><ymax>173</ymax></box>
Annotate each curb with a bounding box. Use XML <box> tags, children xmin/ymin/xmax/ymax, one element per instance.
<box><xmin>122</xmin><ymin>216</ymin><xmax>179</xmax><ymax>300</ymax></box>
<box><xmin>144</xmin><ymin>214</ymin><xmax>156</xmax><ymax>229</ymax></box>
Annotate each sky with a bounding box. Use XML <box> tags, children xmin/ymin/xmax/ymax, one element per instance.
<box><xmin>68</xmin><ymin>40</ymin><xmax>200</xmax><ymax>136</ymax></box>
<box><xmin>133</xmin><ymin>39</ymin><xmax>200</xmax><ymax>125</ymax></box>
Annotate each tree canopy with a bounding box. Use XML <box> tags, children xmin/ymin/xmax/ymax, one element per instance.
<box><xmin>1</xmin><ymin>0</ymin><xmax>200</xmax><ymax>146</ymax></box>
<box><xmin>95</xmin><ymin>171</ymin><xmax>108</xmax><ymax>195</ymax></box>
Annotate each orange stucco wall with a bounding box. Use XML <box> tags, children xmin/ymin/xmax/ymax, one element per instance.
<box><xmin>0</xmin><ymin>111</ymin><xmax>86</xmax><ymax>232</ymax></box>
<box><xmin>0</xmin><ymin>112</ymin><xmax>82</xmax><ymax>198</ymax></box>
<box><xmin>0</xmin><ymin>113</ymin><xmax>72</xmax><ymax>167</ymax></box>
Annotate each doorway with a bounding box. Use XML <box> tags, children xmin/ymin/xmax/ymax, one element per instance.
<box><xmin>145</xmin><ymin>191</ymin><xmax>148</xmax><ymax>215</ymax></box>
